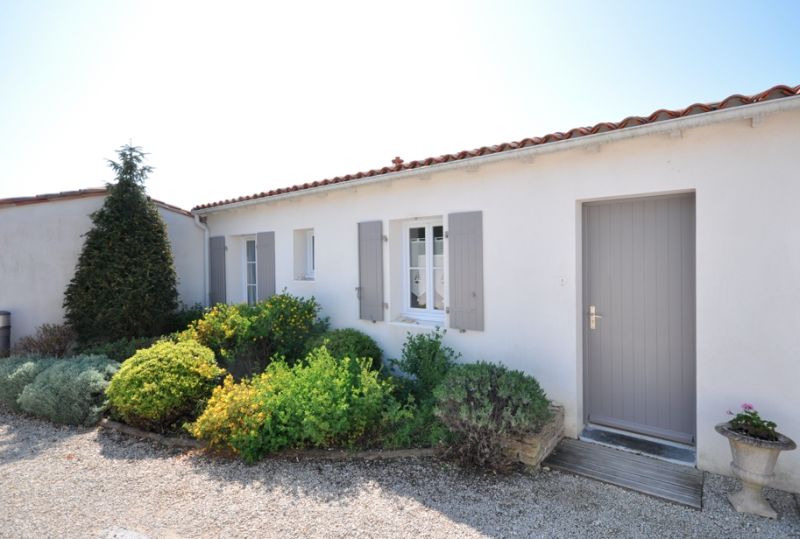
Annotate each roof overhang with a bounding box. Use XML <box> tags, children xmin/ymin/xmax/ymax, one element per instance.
<box><xmin>0</xmin><ymin>186</ymin><xmax>193</xmax><ymax>217</ymax></box>
<box><xmin>194</xmin><ymin>93</ymin><xmax>800</xmax><ymax>215</ymax></box>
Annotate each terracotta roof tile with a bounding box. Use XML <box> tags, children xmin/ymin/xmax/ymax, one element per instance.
<box><xmin>0</xmin><ymin>188</ymin><xmax>108</xmax><ymax>208</ymax></box>
<box><xmin>193</xmin><ymin>84</ymin><xmax>800</xmax><ymax>211</ymax></box>
<box><xmin>0</xmin><ymin>187</ymin><xmax>193</xmax><ymax>217</ymax></box>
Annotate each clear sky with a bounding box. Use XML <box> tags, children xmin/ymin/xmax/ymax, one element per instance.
<box><xmin>1</xmin><ymin>0</ymin><xmax>798</xmax><ymax>210</ymax></box>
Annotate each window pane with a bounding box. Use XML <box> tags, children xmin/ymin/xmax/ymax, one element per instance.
<box><xmin>410</xmin><ymin>268</ymin><xmax>427</xmax><ymax>308</ymax></box>
<box><xmin>433</xmin><ymin>226</ymin><xmax>444</xmax><ymax>254</ymax></box>
<box><xmin>247</xmin><ymin>262</ymin><xmax>256</xmax><ymax>285</ymax></box>
<box><xmin>409</xmin><ymin>227</ymin><xmax>426</xmax><ymax>267</ymax></box>
<box><xmin>247</xmin><ymin>285</ymin><xmax>256</xmax><ymax>305</ymax></box>
<box><xmin>246</xmin><ymin>240</ymin><xmax>256</xmax><ymax>263</ymax></box>
<box><xmin>434</xmin><ymin>268</ymin><xmax>444</xmax><ymax>311</ymax></box>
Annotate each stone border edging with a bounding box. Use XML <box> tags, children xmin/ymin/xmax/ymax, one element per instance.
<box><xmin>99</xmin><ymin>418</ymin><xmax>205</xmax><ymax>449</ymax></box>
<box><xmin>98</xmin><ymin>418</ymin><xmax>438</xmax><ymax>460</ymax></box>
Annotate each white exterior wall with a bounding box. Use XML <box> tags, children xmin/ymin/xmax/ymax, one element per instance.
<box><xmin>158</xmin><ymin>207</ymin><xmax>206</xmax><ymax>308</ymax></box>
<box><xmin>0</xmin><ymin>195</ymin><xmax>205</xmax><ymax>346</ymax></box>
<box><xmin>204</xmin><ymin>108</ymin><xmax>800</xmax><ymax>492</ymax></box>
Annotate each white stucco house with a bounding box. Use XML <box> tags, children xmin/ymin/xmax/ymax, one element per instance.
<box><xmin>1</xmin><ymin>84</ymin><xmax>798</xmax><ymax>493</ymax></box>
<box><xmin>0</xmin><ymin>188</ymin><xmax>205</xmax><ymax>345</ymax></box>
<box><xmin>191</xmin><ymin>84</ymin><xmax>800</xmax><ymax>492</ymax></box>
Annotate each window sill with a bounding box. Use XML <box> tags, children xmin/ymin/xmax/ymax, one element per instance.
<box><xmin>389</xmin><ymin>315</ymin><xmax>445</xmax><ymax>329</ymax></box>
<box><xmin>293</xmin><ymin>277</ymin><xmax>315</xmax><ymax>282</ymax></box>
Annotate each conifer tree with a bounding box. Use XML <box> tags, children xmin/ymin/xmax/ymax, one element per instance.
<box><xmin>64</xmin><ymin>145</ymin><xmax>178</xmax><ymax>343</ymax></box>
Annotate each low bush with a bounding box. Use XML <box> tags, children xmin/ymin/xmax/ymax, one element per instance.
<box><xmin>392</xmin><ymin>329</ymin><xmax>459</xmax><ymax>403</ymax></box>
<box><xmin>381</xmin><ymin>396</ymin><xmax>451</xmax><ymax>449</ymax></box>
<box><xmin>78</xmin><ymin>336</ymin><xmax>159</xmax><ymax>362</ymax></box>
<box><xmin>434</xmin><ymin>361</ymin><xmax>552</xmax><ymax>469</ymax></box>
<box><xmin>106</xmin><ymin>340</ymin><xmax>225</xmax><ymax>431</ymax></box>
<box><xmin>0</xmin><ymin>356</ymin><xmax>56</xmax><ymax>410</ymax></box>
<box><xmin>305</xmin><ymin>328</ymin><xmax>383</xmax><ymax>371</ymax></box>
<box><xmin>181</xmin><ymin>293</ymin><xmax>325</xmax><ymax>376</ymax></box>
<box><xmin>190</xmin><ymin>347</ymin><xmax>391</xmax><ymax>462</ymax></box>
<box><xmin>12</xmin><ymin>324</ymin><xmax>76</xmax><ymax>358</ymax></box>
<box><xmin>17</xmin><ymin>355</ymin><xmax>118</xmax><ymax>426</ymax></box>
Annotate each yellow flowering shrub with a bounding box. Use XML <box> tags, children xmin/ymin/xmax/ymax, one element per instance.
<box><xmin>179</xmin><ymin>303</ymin><xmax>250</xmax><ymax>363</ymax></box>
<box><xmin>180</xmin><ymin>293</ymin><xmax>324</xmax><ymax>373</ymax></box>
<box><xmin>189</xmin><ymin>347</ymin><xmax>392</xmax><ymax>462</ymax></box>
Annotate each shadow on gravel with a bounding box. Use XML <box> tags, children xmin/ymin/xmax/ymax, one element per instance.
<box><xmin>5</xmin><ymin>407</ymin><xmax>800</xmax><ymax>539</ymax></box>
<box><xmin>0</xmin><ymin>406</ymin><xmax>90</xmax><ymax>464</ymax></box>
<box><xmin>180</xmin><ymin>451</ymin><xmax>800</xmax><ymax>539</ymax></box>
<box><xmin>88</xmin><ymin>418</ymin><xmax>800</xmax><ymax>539</ymax></box>
<box><xmin>94</xmin><ymin>427</ymin><xmax>194</xmax><ymax>463</ymax></box>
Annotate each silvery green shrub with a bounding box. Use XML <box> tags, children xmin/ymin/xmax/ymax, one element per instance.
<box><xmin>0</xmin><ymin>357</ymin><xmax>56</xmax><ymax>410</ymax></box>
<box><xmin>17</xmin><ymin>355</ymin><xmax>119</xmax><ymax>426</ymax></box>
<box><xmin>434</xmin><ymin>361</ymin><xmax>552</xmax><ymax>469</ymax></box>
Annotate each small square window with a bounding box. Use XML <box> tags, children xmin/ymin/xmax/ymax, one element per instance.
<box><xmin>293</xmin><ymin>228</ymin><xmax>315</xmax><ymax>280</ymax></box>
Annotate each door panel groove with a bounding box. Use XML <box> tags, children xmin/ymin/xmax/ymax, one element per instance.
<box><xmin>584</xmin><ymin>194</ymin><xmax>696</xmax><ymax>444</ymax></box>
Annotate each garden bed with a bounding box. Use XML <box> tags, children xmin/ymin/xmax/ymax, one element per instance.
<box><xmin>99</xmin><ymin>417</ymin><xmax>437</xmax><ymax>460</ymax></box>
<box><xmin>100</xmin><ymin>405</ymin><xmax>564</xmax><ymax>465</ymax></box>
<box><xmin>8</xmin><ymin>296</ymin><xmax>559</xmax><ymax>470</ymax></box>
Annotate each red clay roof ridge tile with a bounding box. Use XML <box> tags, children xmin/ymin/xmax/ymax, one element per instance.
<box><xmin>193</xmin><ymin>83</ymin><xmax>800</xmax><ymax>211</ymax></box>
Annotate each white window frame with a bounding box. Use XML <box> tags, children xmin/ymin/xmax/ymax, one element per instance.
<box><xmin>243</xmin><ymin>236</ymin><xmax>257</xmax><ymax>305</ymax></box>
<box><xmin>402</xmin><ymin>218</ymin><xmax>445</xmax><ymax>322</ymax></box>
<box><xmin>305</xmin><ymin>229</ymin><xmax>315</xmax><ymax>280</ymax></box>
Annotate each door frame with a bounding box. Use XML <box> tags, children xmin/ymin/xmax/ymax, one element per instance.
<box><xmin>578</xmin><ymin>190</ymin><xmax>697</xmax><ymax>445</ymax></box>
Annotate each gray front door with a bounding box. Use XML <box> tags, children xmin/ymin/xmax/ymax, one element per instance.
<box><xmin>583</xmin><ymin>193</ymin><xmax>696</xmax><ymax>444</ymax></box>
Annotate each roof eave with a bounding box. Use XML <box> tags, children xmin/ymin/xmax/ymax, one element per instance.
<box><xmin>193</xmin><ymin>94</ymin><xmax>800</xmax><ymax>216</ymax></box>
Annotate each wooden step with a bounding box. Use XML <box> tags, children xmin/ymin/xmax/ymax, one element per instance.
<box><xmin>543</xmin><ymin>438</ymin><xmax>704</xmax><ymax>509</ymax></box>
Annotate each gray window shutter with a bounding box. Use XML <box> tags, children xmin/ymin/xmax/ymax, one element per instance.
<box><xmin>448</xmin><ymin>211</ymin><xmax>484</xmax><ymax>331</ymax></box>
<box><xmin>358</xmin><ymin>221</ymin><xmax>384</xmax><ymax>322</ymax></box>
<box><xmin>209</xmin><ymin>236</ymin><xmax>227</xmax><ymax>306</ymax></box>
<box><xmin>256</xmin><ymin>231</ymin><xmax>276</xmax><ymax>301</ymax></box>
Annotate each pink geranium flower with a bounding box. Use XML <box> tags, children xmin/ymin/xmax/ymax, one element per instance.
<box><xmin>726</xmin><ymin>402</ymin><xmax>778</xmax><ymax>441</ymax></box>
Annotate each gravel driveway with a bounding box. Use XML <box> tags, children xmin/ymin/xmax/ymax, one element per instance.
<box><xmin>0</xmin><ymin>407</ymin><xmax>798</xmax><ymax>539</ymax></box>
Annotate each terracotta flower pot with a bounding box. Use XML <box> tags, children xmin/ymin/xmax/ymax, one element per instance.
<box><xmin>715</xmin><ymin>422</ymin><xmax>796</xmax><ymax>518</ymax></box>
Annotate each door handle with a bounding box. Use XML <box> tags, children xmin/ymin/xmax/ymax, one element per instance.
<box><xmin>589</xmin><ymin>305</ymin><xmax>603</xmax><ymax>330</ymax></box>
